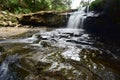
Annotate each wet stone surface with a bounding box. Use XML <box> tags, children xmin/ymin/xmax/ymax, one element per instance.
<box><xmin>0</xmin><ymin>28</ymin><xmax>120</xmax><ymax>80</ymax></box>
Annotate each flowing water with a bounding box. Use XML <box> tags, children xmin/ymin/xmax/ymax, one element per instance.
<box><xmin>67</xmin><ymin>6</ymin><xmax>99</xmax><ymax>29</ymax></box>
<box><xmin>67</xmin><ymin>6</ymin><xmax>97</xmax><ymax>29</ymax></box>
<box><xmin>0</xmin><ymin>28</ymin><xmax>120</xmax><ymax>80</ymax></box>
<box><xmin>0</xmin><ymin>6</ymin><xmax>120</xmax><ymax>80</ymax></box>
<box><xmin>67</xmin><ymin>7</ymin><xmax>87</xmax><ymax>29</ymax></box>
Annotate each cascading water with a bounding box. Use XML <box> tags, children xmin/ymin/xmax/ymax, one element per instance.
<box><xmin>0</xmin><ymin>54</ymin><xmax>21</xmax><ymax>80</ymax></box>
<box><xmin>67</xmin><ymin>0</ymin><xmax>94</xmax><ymax>29</ymax></box>
<box><xmin>67</xmin><ymin>7</ymin><xmax>87</xmax><ymax>29</ymax></box>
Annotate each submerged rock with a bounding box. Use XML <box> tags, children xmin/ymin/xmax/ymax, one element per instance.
<box><xmin>18</xmin><ymin>11</ymin><xmax>67</xmax><ymax>27</ymax></box>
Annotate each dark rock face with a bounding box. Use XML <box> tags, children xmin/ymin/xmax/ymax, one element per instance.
<box><xmin>83</xmin><ymin>13</ymin><xmax>120</xmax><ymax>46</ymax></box>
<box><xmin>18</xmin><ymin>11</ymin><xmax>67</xmax><ymax>27</ymax></box>
<box><xmin>84</xmin><ymin>13</ymin><xmax>120</xmax><ymax>36</ymax></box>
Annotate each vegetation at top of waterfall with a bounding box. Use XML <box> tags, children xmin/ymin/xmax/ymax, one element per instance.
<box><xmin>0</xmin><ymin>0</ymin><xmax>72</xmax><ymax>14</ymax></box>
<box><xmin>89</xmin><ymin>0</ymin><xmax>104</xmax><ymax>12</ymax></box>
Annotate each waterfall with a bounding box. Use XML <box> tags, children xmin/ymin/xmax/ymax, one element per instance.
<box><xmin>67</xmin><ymin>7</ymin><xmax>87</xmax><ymax>29</ymax></box>
<box><xmin>67</xmin><ymin>0</ymin><xmax>94</xmax><ymax>29</ymax></box>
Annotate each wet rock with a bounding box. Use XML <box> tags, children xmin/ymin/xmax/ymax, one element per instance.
<box><xmin>34</xmin><ymin>61</ymin><xmax>51</xmax><ymax>74</ymax></box>
<box><xmin>25</xmin><ymin>72</ymin><xmax>67</xmax><ymax>80</ymax></box>
<box><xmin>0</xmin><ymin>28</ymin><xmax>120</xmax><ymax>80</ymax></box>
<box><xmin>0</xmin><ymin>46</ymin><xmax>5</xmax><ymax>52</ymax></box>
<box><xmin>24</xmin><ymin>46</ymin><xmax>105</xmax><ymax>80</ymax></box>
<box><xmin>39</xmin><ymin>41</ymin><xmax>51</xmax><ymax>47</ymax></box>
<box><xmin>81</xmin><ymin>46</ymin><xmax>120</xmax><ymax>75</ymax></box>
<box><xmin>84</xmin><ymin>13</ymin><xmax>120</xmax><ymax>36</ymax></box>
<box><xmin>93</xmin><ymin>52</ymin><xmax>120</xmax><ymax>75</ymax></box>
<box><xmin>18</xmin><ymin>11</ymin><xmax>67</xmax><ymax>27</ymax></box>
<box><xmin>80</xmin><ymin>49</ymin><xmax>102</xmax><ymax>58</ymax></box>
<box><xmin>33</xmin><ymin>33</ymin><xmax>42</xmax><ymax>39</ymax></box>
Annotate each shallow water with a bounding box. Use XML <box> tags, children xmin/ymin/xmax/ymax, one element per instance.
<box><xmin>0</xmin><ymin>28</ymin><xmax>120</xmax><ymax>80</ymax></box>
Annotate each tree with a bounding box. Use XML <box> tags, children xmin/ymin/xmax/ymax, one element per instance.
<box><xmin>0</xmin><ymin>0</ymin><xmax>72</xmax><ymax>13</ymax></box>
<box><xmin>47</xmin><ymin>0</ymin><xmax>72</xmax><ymax>11</ymax></box>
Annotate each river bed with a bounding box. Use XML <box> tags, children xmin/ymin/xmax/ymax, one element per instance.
<box><xmin>0</xmin><ymin>28</ymin><xmax>120</xmax><ymax>80</ymax></box>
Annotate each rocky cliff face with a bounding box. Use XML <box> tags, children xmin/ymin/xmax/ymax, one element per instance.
<box><xmin>18</xmin><ymin>11</ymin><xmax>67</xmax><ymax>27</ymax></box>
<box><xmin>84</xmin><ymin>13</ymin><xmax>120</xmax><ymax>35</ymax></box>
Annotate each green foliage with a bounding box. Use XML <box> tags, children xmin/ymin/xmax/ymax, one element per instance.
<box><xmin>0</xmin><ymin>0</ymin><xmax>72</xmax><ymax>14</ymax></box>
<box><xmin>50</xmin><ymin>0</ymin><xmax>71</xmax><ymax>11</ymax></box>
<box><xmin>90</xmin><ymin>0</ymin><xmax>105</xmax><ymax>12</ymax></box>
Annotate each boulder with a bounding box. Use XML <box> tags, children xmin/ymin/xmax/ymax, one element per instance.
<box><xmin>17</xmin><ymin>11</ymin><xmax>67</xmax><ymax>27</ymax></box>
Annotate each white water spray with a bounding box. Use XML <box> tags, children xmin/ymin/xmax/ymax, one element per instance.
<box><xmin>67</xmin><ymin>7</ymin><xmax>87</xmax><ymax>29</ymax></box>
<box><xmin>67</xmin><ymin>0</ymin><xmax>95</xmax><ymax>29</ymax></box>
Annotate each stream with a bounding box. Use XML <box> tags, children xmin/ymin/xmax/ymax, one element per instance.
<box><xmin>0</xmin><ymin>28</ymin><xmax>120</xmax><ymax>80</ymax></box>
